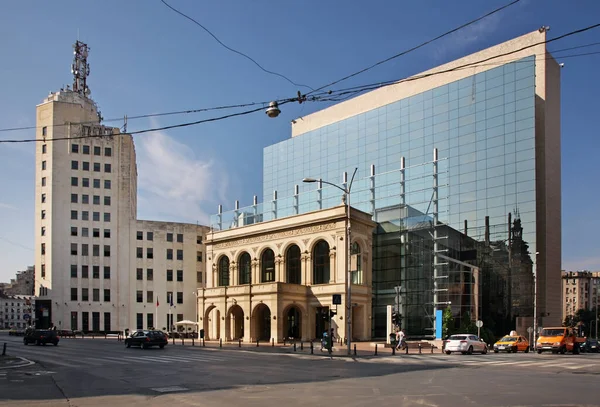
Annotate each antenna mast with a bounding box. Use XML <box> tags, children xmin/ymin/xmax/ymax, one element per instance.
<box><xmin>71</xmin><ymin>41</ymin><xmax>91</xmax><ymax>97</ymax></box>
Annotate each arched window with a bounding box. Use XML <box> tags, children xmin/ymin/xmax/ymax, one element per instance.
<box><xmin>238</xmin><ymin>252</ymin><xmax>251</xmax><ymax>285</ymax></box>
<box><xmin>351</xmin><ymin>242</ymin><xmax>363</xmax><ymax>284</ymax></box>
<box><xmin>261</xmin><ymin>249</ymin><xmax>275</xmax><ymax>283</ymax></box>
<box><xmin>312</xmin><ymin>240</ymin><xmax>330</xmax><ymax>284</ymax></box>
<box><xmin>286</xmin><ymin>245</ymin><xmax>301</xmax><ymax>284</ymax></box>
<box><xmin>218</xmin><ymin>256</ymin><xmax>229</xmax><ymax>287</ymax></box>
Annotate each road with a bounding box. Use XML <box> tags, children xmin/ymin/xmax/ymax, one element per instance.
<box><xmin>1</xmin><ymin>333</ymin><xmax>599</xmax><ymax>407</ymax></box>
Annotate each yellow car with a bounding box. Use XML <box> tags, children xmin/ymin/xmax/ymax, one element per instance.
<box><xmin>493</xmin><ymin>334</ymin><xmax>530</xmax><ymax>353</ymax></box>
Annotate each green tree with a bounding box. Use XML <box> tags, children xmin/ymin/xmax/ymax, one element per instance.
<box><xmin>442</xmin><ymin>305</ymin><xmax>455</xmax><ymax>338</ymax></box>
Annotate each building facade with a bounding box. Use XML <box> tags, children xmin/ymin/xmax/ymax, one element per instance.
<box><xmin>0</xmin><ymin>266</ymin><xmax>34</xmax><ymax>296</ymax></box>
<box><xmin>34</xmin><ymin>41</ymin><xmax>208</xmax><ymax>333</ymax></box>
<box><xmin>0</xmin><ymin>295</ymin><xmax>35</xmax><ymax>329</ymax></box>
<box><xmin>562</xmin><ymin>270</ymin><xmax>599</xmax><ymax>321</ymax></box>
<box><xmin>200</xmin><ymin>206</ymin><xmax>375</xmax><ymax>343</ymax></box>
<box><xmin>214</xmin><ymin>29</ymin><xmax>560</xmax><ymax>338</ymax></box>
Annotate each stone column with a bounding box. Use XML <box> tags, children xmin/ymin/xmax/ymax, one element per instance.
<box><xmin>230</xmin><ymin>263</ymin><xmax>238</xmax><ymax>286</ymax></box>
<box><xmin>302</xmin><ymin>253</ymin><xmax>312</xmax><ymax>285</ymax></box>
<box><xmin>329</xmin><ymin>248</ymin><xmax>337</xmax><ymax>284</ymax></box>
<box><xmin>275</xmin><ymin>256</ymin><xmax>284</xmax><ymax>282</ymax></box>
<box><xmin>211</xmin><ymin>263</ymin><xmax>217</xmax><ymax>287</ymax></box>
<box><xmin>251</xmin><ymin>259</ymin><xmax>259</xmax><ymax>285</ymax></box>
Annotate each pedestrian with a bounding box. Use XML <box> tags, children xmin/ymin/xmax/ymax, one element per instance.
<box><xmin>321</xmin><ymin>330</ymin><xmax>328</xmax><ymax>351</ymax></box>
<box><xmin>396</xmin><ymin>329</ymin><xmax>406</xmax><ymax>350</ymax></box>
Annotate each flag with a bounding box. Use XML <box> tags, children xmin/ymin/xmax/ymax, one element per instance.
<box><xmin>156</xmin><ymin>298</ymin><xmax>159</xmax><ymax>307</ymax></box>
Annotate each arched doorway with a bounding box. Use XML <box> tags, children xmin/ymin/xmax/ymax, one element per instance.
<box><xmin>204</xmin><ymin>306</ymin><xmax>220</xmax><ymax>340</ymax></box>
<box><xmin>227</xmin><ymin>305</ymin><xmax>244</xmax><ymax>340</ymax></box>
<box><xmin>284</xmin><ymin>306</ymin><xmax>301</xmax><ymax>340</ymax></box>
<box><xmin>253</xmin><ymin>304</ymin><xmax>271</xmax><ymax>341</ymax></box>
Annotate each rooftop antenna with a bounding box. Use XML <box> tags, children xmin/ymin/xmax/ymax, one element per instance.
<box><xmin>71</xmin><ymin>40</ymin><xmax>91</xmax><ymax>97</ymax></box>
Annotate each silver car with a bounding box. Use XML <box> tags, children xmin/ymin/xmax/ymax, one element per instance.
<box><xmin>444</xmin><ymin>334</ymin><xmax>488</xmax><ymax>355</ymax></box>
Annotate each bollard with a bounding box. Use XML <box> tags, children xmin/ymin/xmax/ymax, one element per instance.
<box><xmin>272</xmin><ymin>338</ymin><xmax>274</xmax><ymax>347</ymax></box>
<box><xmin>172</xmin><ymin>337</ymin><xmax>175</xmax><ymax>345</ymax></box>
<box><xmin>239</xmin><ymin>338</ymin><xmax>242</xmax><ymax>348</ymax></box>
<box><xmin>181</xmin><ymin>338</ymin><xmax>184</xmax><ymax>346</ymax></box>
<box><xmin>354</xmin><ymin>344</ymin><xmax>357</xmax><ymax>356</ymax></box>
<box><xmin>2</xmin><ymin>343</ymin><xmax>6</xmax><ymax>356</ymax></box>
<box><xmin>192</xmin><ymin>338</ymin><xmax>195</xmax><ymax>346</ymax></box>
<box><xmin>300</xmin><ymin>341</ymin><xmax>303</xmax><ymax>350</ymax></box>
<box><xmin>392</xmin><ymin>345</ymin><xmax>396</xmax><ymax>356</ymax></box>
<box><xmin>257</xmin><ymin>339</ymin><xmax>259</xmax><ymax>347</ymax></box>
<box><xmin>283</xmin><ymin>338</ymin><xmax>286</xmax><ymax>346</ymax></box>
<box><xmin>418</xmin><ymin>343</ymin><xmax>422</xmax><ymax>354</ymax></box>
<box><xmin>375</xmin><ymin>343</ymin><xmax>378</xmax><ymax>356</ymax></box>
<box><xmin>219</xmin><ymin>338</ymin><xmax>222</xmax><ymax>348</ymax></box>
<box><xmin>202</xmin><ymin>338</ymin><xmax>205</xmax><ymax>347</ymax></box>
<box><xmin>294</xmin><ymin>342</ymin><xmax>297</xmax><ymax>352</ymax></box>
<box><xmin>310</xmin><ymin>341</ymin><xmax>314</xmax><ymax>354</ymax></box>
<box><xmin>431</xmin><ymin>344</ymin><xmax>434</xmax><ymax>354</ymax></box>
<box><xmin>405</xmin><ymin>344</ymin><xmax>409</xmax><ymax>354</ymax></box>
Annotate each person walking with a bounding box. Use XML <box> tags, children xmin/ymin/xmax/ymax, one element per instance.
<box><xmin>396</xmin><ymin>329</ymin><xmax>406</xmax><ymax>350</ymax></box>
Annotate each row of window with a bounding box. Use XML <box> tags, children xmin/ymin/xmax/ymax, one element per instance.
<box><xmin>135</xmin><ymin>248</ymin><xmax>202</xmax><ymax>261</ymax></box>
<box><xmin>71</xmin><ymin>243</ymin><xmax>111</xmax><ymax>257</ymax></box>
<box><xmin>71</xmin><ymin>210</ymin><xmax>111</xmax><ymax>222</ymax></box>
<box><xmin>137</xmin><ymin>231</ymin><xmax>197</xmax><ymax>243</ymax></box>
<box><xmin>136</xmin><ymin>268</ymin><xmax>186</xmax><ymax>282</ymax></box>
<box><xmin>70</xmin><ymin>311</ymin><xmax>111</xmax><ymax>332</ymax></box>
<box><xmin>135</xmin><ymin>291</ymin><xmax>183</xmax><ymax>304</ymax></box>
<box><xmin>70</xmin><ymin>227</ymin><xmax>111</xmax><ymax>238</ymax></box>
<box><xmin>70</xmin><ymin>265</ymin><xmax>111</xmax><ymax>279</ymax></box>
<box><xmin>72</xmin><ymin>160</ymin><xmax>111</xmax><ymax>173</ymax></box>
<box><xmin>71</xmin><ymin>144</ymin><xmax>112</xmax><ymax>157</ymax></box>
<box><xmin>70</xmin><ymin>177</ymin><xmax>111</xmax><ymax>189</ymax></box>
<box><xmin>70</xmin><ymin>287</ymin><xmax>111</xmax><ymax>302</ymax></box>
<box><xmin>71</xmin><ymin>194</ymin><xmax>111</xmax><ymax>205</ymax></box>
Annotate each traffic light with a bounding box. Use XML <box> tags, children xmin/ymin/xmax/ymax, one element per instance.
<box><xmin>330</xmin><ymin>310</ymin><xmax>337</xmax><ymax>319</ymax></box>
<box><xmin>392</xmin><ymin>312</ymin><xmax>402</xmax><ymax>327</ymax></box>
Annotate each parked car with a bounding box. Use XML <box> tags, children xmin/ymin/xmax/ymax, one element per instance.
<box><xmin>444</xmin><ymin>334</ymin><xmax>488</xmax><ymax>355</ymax></box>
<box><xmin>580</xmin><ymin>339</ymin><xmax>599</xmax><ymax>353</ymax></box>
<box><xmin>493</xmin><ymin>333</ymin><xmax>530</xmax><ymax>353</ymax></box>
<box><xmin>23</xmin><ymin>329</ymin><xmax>59</xmax><ymax>346</ymax></box>
<box><xmin>125</xmin><ymin>330</ymin><xmax>168</xmax><ymax>349</ymax></box>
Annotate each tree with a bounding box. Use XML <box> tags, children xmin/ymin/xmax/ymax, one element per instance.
<box><xmin>442</xmin><ymin>305</ymin><xmax>455</xmax><ymax>338</ymax></box>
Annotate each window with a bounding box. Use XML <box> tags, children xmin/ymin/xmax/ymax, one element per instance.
<box><xmin>41</xmin><ymin>227</ymin><xmax>46</xmax><ymax>236</ymax></box>
<box><xmin>82</xmin><ymin>178</ymin><xmax>89</xmax><ymax>188</ymax></box>
<box><xmin>104</xmin><ymin>229</ymin><xmax>110</xmax><ymax>238</ymax></box>
<box><xmin>93</xmin><ymin>179</ymin><xmax>100</xmax><ymax>188</ymax></box>
<box><xmin>71</xmin><ymin>160</ymin><xmax>79</xmax><ymax>170</ymax></box>
<box><xmin>82</xmin><ymin>194</ymin><xmax>89</xmax><ymax>204</ymax></box>
<box><xmin>136</xmin><ymin>291</ymin><xmax>143</xmax><ymax>303</ymax></box>
<box><xmin>218</xmin><ymin>256</ymin><xmax>230</xmax><ymax>287</ymax></box>
<box><xmin>93</xmin><ymin>212</ymin><xmax>100</xmax><ymax>222</ymax></box>
<box><xmin>104</xmin><ymin>147</ymin><xmax>112</xmax><ymax>157</ymax></box>
<box><xmin>167</xmin><ymin>233</ymin><xmax>173</xmax><ymax>242</ymax></box>
<box><xmin>102</xmin><ymin>196</ymin><xmax>111</xmax><ymax>206</ymax></box>
<box><xmin>351</xmin><ymin>242</ymin><xmax>363</xmax><ymax>284</ymax></box>
<box><xmin>177</xmin><ymin>233</ymin><xmax>183</xmax><ymax>243</ymax></box>
<box><xmin>286</xmin><ymin>245</ymin><xmax>301</xmax><ymax>284</ymax></box>
<box><xmin>82</xmin><ymin>312</ymin><xmax>89</xmax><ymax>331</ymax></box>
<box><xmin>167</xmin><ymin>249</ymin><xmax>173</xmax><ymax>260</ymax></box>
<box><xmin>71</xmin><ymin>193</ymin><xmax>78</xmax><ymax>203</ymax></box>
<box><xmin>42</xmin><ymin>126</ymin><xmax>47</xmax><ymax>136</ymax></box>
<box><xmin>71</xmin><ymin>243</ymin><xmax>78</xmax><ymax>256</ymax></box>
<box><xmin>83</xmin><ymin>145</ymin><xmax>90</xmax><ymax>155</ymax></box>
<box><xmin>71</xmin><ymin>210</ymin><xmax>78</xmax><ymax>220</ymax></box>
<box><xmin>41</xmin><ymin>210</ymin><xmax>46</xmax><ymax>220</ymax></box>
<box><xmin>82</xmin><ymin>265</ymin><xmax>89</xmax><ymax>279</ymax></box>
<box><xmin>41</xmin><ymin>243</ymin><xmax>46</xmax><ymax>255</ymax></box>
<box><xmin>104</xmin><ymin>289</ymin><xmax>111</xmax><ymax>302</ymax></box>
<box><xmin>41</xmin><ymin>193</ymin><xmax>46</xmax><ymax>203</ymax></box>
<box><xmin>177</xmin><ymin>270</ymin><xmax>183</xmax><ymax>282</ymax></box>
<box><xmin>71</xmin><ymin>144</ymin><xmax>79</xmax><ymax>153</ymax></box>
<box><xmin>136</xmin><ymin>313</ymin><xmax>143</xmax><ymax>330</ymax></box>
<box><xmin>104</xmin><ymin>245</ymin><xmax>110</xmax><ymax>257</ymax></box>
<box><xmin>103</xmin><ymin>266</ymin><xmax>110</xmax><ymax>279</ymax></box>
<box><xmin>147</xmin><ymin>232</ymin><xmax>153</xmax><ymax>241</ymax></box>
<box><xmin>167</xmin><ymin>270</ymin><xmax>173</xmax><ymax>281</ymax></box>
<box><xmin>94</xmin><ymin>146</ymin><xmax>101</xmax><ymax>156</ymax></box>
<box><xmin>41</xmin><ymin>177</ymin><xmax>46</xmax><ymax>187</ymax></box>
<box><xmin>41</xmin><ymin>161</ymin><xmax>46</xmax><ymax>170</ymax></box>
<box><xmin>93</xmin><ymin>289</ymin><xmax>100</xmax><ymax>302</ymax></box>
<box><xmin>42</xmin><ymin>144</ymin><xmax>47</xmax><ymax>154</ymax></box>
<box><xmin>197</xmin><ymin>271</ymin><xmax>203</xmax><ymax>283</ymax></box>
<box><xmin>104</xmin><ymin>163</ymin><xmax>111</xmax><ymax>173</ymax></box>
<box><xmin>93</xmin><ymin>163</ymin><xmax>101</xmax><ymax>172</ymax></box>
<box><xmin>70</xmin><ymin>264</ymin><xmax>77</xmax><ymax>278</ymax></box>
<box><xmin>197</xmin><ymin>235</ymin><xmax>203</xmax><ymax>244</ymax></box>
<box><xmin>146</xmin><ymin>248</ymin><xmax>153</xmax><ymax>259</ymax></box>
<box><xmin>71</xmin><ymin>311</ymin><xmax>78</xmax><ymax>330</ymax></box>
<box><xmin>136</xmin><ymin>231</ymin><xmax>143</xmax><ymax>240</ymax></box>
<box><xmin>147</xmin><ymin>291</ymin><xmax>154</xmax><ymax>303</ymax></box>
<box><xmin>71</xmin><ymin>288</ymin><xmax>78</xmax><ymax>301</ymax></box>
<box><xmin>41</xmin><ymin>264</ymin><xmax>46</xmax><ymax>278</ymax></box>
<box><xmin>93</xmin><ymin>228</ymin><xmax>100</xmax><ymax>238</ymax></box>
<box><xmin>82</xmin><ymin>288</ymin><xmax>89</xmax><ymax>302</ymax></box>
<box><xmin>176</xmin><ymin>292</ymin><xmax>183</xmax><ymax>304</ymax></box>
<box><xmin>82</xmin><ymin>227</ymin><xmax>89</xmax><ymax>237</ymax></box>
<box><xmin>82</xmin><ymin>211</ymin><xmax>89</xmax><ymax>221</ymax></box>
<box><xmin>147</xmin><ymin>269</ymin><xmax>153</xmax><ymax>281</ymax></box>
<box><xmin>136</xmin><ymin>248</ymin><xmax>143</xmax><ymax>258</ymax></box>
<box><xmin>104</xmin><ymin>213</ymin><xmax>111</xmax><ymax>222</ymax></box>
<box><xmin>71</xmin><ymin>227</ymin><xmax>78</xmax><ymax>237</ymax></box>
<box><xmin>176</xmin><ymin>249</ymin><xmax>183</xmax><ymax>261</ymax></box>
<box><xmin>261</xmin><ymin>249</ymin><xmax>275</xmax><ymax>283</ymax></box>
<box><xmin>71</xmin><ymin>177</ymin><xmax>78</xmax><ymax>187</ymax></box>
<box><xmin>93</xmin><ymin>245</ymin><xmax>99</xmax><ymax>257</ymax></box>
<box><xmin>93</xmin><ymin>195</ymin><xmax>100</xmax><ymax>205</ymax></box>
<box><xmin>93</xmin><ymin>266</ymin><xmax>99</xmax><ymax>279</ymax></box>
<box><xmin>147</xmin><ymin>314</ymin><xmax>154</xmax><ymax>330</ymax></box>
<box><xmin>136</xmin><ymin>268</ymin><xmax>143</xmax><ymax>280</ymax></box>
<box><xmin>82</xmin><ymin>161</ymin><xmax>89</xmax><ymax>171</ymax></box>
<box><xmin>312</xmin><ymin>240</ymin><xmax>330</xmax><ymax>284</ymax></box>
<box><xmin>104</xmin><ymin>180</ymin><xmax>111</xmax><ymax>189</ymax></box>
<box><xmin>239</xmin><ymin>252</ymin><xmax>251</xmax><ymax>285</ymax></box>
<box><xmin>82</xmin><ymin>244</ymin><xmax>89</xmax><ymax>256</ymax></box>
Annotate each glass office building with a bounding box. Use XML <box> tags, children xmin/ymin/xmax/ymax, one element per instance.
<box><xmin>212</xmin><ymin>30</ymin><xmax>561</xmax><ymax>338</ymax></box>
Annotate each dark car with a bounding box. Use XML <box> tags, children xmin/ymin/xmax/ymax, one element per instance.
<box><xmin>581</xmin><ymin>339</ymin><xmax>599</xmax><ymax>353</ymax></box>
<box><xmin>23</xmin><ymin>329</ymin><xmax>59</xmax><ymax>346</ymax></box>
<box><xmin>125</xmin><ymin>330</ymin><xmax>168</xmax><ymax>349</ymax></box>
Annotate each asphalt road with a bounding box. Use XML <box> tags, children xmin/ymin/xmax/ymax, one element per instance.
<box><xmin>1</xmin><ymin>333</ymin><xmax>599</xmax><ymax>407</ymax></box>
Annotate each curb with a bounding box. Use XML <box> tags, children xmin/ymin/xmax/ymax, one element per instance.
<box><xmin>0</xmin><ymin>357</ymin><xmax>35</xmax><ymax>370</ymax></box>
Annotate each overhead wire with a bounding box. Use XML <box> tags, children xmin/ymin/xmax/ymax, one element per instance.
<box><xmin>160</xmin><ymin>0</ymin><xmax>313</xmax><ymax>91</ymax></box>
<box><xmin>305</xmin><ymin>0</ymin><xmax>522</xmax><ymax>96</ymax></box>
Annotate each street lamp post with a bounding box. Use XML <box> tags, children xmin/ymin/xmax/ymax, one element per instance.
<box><xmin>533</xmin><ymin>251</ymin><xmax>540</xmax><ymax>348</ymax></box>
<box><xmin>304</xmin><ymin>167</ymin><xmax>357</xmax><ymax>356</ymax></box>
<box><xmin>193</xmin><ymin>291</ymin><xmax>199</xmax><ymax>339</ymax></box>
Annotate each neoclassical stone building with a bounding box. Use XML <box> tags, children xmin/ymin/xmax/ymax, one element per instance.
<box><xmin>197</xmin><ymin>205</ymin><xmax>375</xmax><ymax>343</ymax></box>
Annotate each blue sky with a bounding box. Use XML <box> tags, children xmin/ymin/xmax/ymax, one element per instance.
<box><xmin>0</xmin><ymin>0</ymin><xmax>599</xmax><ymax>282</ymax></box>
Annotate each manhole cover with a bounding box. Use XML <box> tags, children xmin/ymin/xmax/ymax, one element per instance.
<box><xmin>151</xmin><ymin>386</ymin><xmax>188</xmax><ymax>393</ymax></box>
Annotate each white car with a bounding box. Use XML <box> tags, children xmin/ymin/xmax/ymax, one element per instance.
<box><xmin>444</xmin><ymin>334</ymin><xmax>488</xmax><ymax>355</ymax></box>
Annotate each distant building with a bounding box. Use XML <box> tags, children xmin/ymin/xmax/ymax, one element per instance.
<box><xmin>561</xmin><ymin>270</ymin><xmax>600</xmax><ymax>321</ymax></box>
<box><xmin>0</xmin><ymin>266</ymin><xmax>35</xmax><ymax>296</ymax></box>
<box><xmin>0</xmin><ymin>295</ymin><xmax>36</xmax><ymax>329</ymax></box>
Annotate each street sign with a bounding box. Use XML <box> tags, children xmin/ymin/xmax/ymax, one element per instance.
<box><xmin>527</xmin><ymin>327</ymin><xmax>533</xmax><ymax>334</ymax></box>
<box><xmin>332</xmin><ymin>294</ymin><xmax>342</xmax><ymax>305</ymax></box>
<box><xmin>476</xmin><ymin>320</ymin><xmax>483</xmax><ymax>328</ymax></box>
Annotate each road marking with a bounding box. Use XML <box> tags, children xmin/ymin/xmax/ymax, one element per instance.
<box><xmin>151</xmin><ymin>386</ymin><xmax>188</xmax><ymax>393</ymax></box>
<box><xmin>99</xmin><ymin>357</ymin><xmax>130</xmax><ymax>365</ymax></box>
